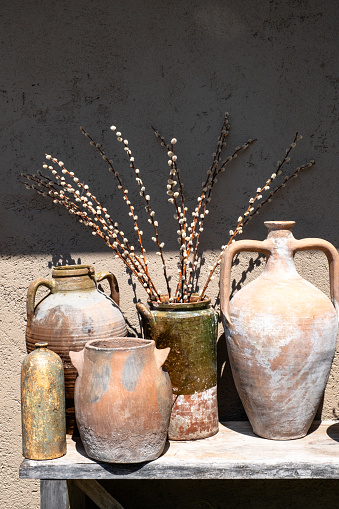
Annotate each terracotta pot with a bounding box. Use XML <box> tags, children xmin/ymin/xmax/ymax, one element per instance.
<box><xmin>137</xmin><ymin>297</ymin><xmax>219</xmax><ymax>440</ymax></box>
<box><xmin>25</xmin><ymin>264</ymin><xmax>127</xmax><ymax>433</ymax></box>
<box><xmin>70</xmin><ymin>338</ymin><xmax>172</xmax><ymax>463</ymax></box>
<box><xmin>21</xmin><ymin>343</ymin><xmax>66</xmax><ymax>460</ymax></box>
<box><xmin>220</xmin><ymin>221</ymin><xmax>339</xmax><ymax>440</ymax></box>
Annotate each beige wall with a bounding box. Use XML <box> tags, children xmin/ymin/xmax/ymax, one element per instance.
<box><xmin>1</xmin><ymin>1</ymin><xmax>338</xmax><ymax>507</ymax></box>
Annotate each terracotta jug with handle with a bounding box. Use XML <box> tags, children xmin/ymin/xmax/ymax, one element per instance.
<box><xmin>220</xmin><ymin>221</ymin><xmax>339</xmax><ymax>440</ymax></box>
<box><xmin>70</xmin><ymin>338</ymin><xmax>172</xmax><ymax>463</ymax></box>
<box><xmin>26</xmin><ymin>264</ymin><xmax>127</xmax><ymax>433</ymax></box>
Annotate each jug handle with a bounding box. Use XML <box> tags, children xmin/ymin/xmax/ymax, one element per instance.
<box><xmin>154</xmin><ymin>347</ymin><xmax>170</xmax><ymax>370</ymax></box>
<box><xmin>69</xmin><ymin>349</ymin><xmax>85</xmax><ymax>377</ymax></box>
<box><xmin>26</xmin><ymin>278</ymin><xmax>55</xmax><ymax>325</ymax></box>
<box><xmin>291</xmin><ymin>238</ymin><xmax>339</xmax><ymax>318</ymax></box>
<box><xmin>96</xmin><ymin>271</ymin><xmax>120</xmax><ymax>306</ymax></box>
<box><xmin>220</xmin><ymin>240</ymin><xmax>271</xmax><ymax>325</ymax></box>
<box><xmin>136</xmin><ymin>302</ymin><xmax>155</xmax><ymax>325</ymax></box>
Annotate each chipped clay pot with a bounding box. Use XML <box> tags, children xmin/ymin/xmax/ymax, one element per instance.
<box><xmin>220</xmin><ymin>221</ymin><xmax>339</xmax><ymax>440</ymax></box>
<box><xmin>26</xmin><ymin>264</ymin><xmax>127</xmax><ymax>433</ymax></box>
<box><xmin>137</xmin><ymin>297</ymin><xmax>219</xmax><ymax>440</ymax></box>
<box><xmin>70</xmin><ymin>338</ymin><xmax>172</xmax><ymax>463</ymax></box>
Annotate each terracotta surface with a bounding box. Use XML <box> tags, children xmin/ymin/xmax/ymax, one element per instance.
<box><xmin>21</xmin><ymin>343</ymin><xmax>66</xmax><ymax>460</ymax></box>
<box><xmin>220</xmin><ymin>221</ymin><xmax>339</xmax><ymax>440</ymax></box>
<box><xmin>25</xmin><ymin>265</ymin><xmax>127</xmax><ymax>432</ymax></box>
<box><xmin>137</xmin><ymin>298</ymin><xmax>219</xmax><ymax>440</ymax></box>
<box><xmin>70</xmin><ymin>338</ymin><xmax>172</xmax><ymax>463</ymax></box>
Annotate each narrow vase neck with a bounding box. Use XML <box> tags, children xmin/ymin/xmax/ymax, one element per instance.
<box><xmin>52</xmin><ymin>265</ymin><xmax>97</xmax><ymax>292</ymax></box>
<box><xmin>53</xmin><ymin>275</ymin><xmax>96</xmax><ymax>292</ymax></box>
<box><xmin>264</xmin><ymin>223</ymin><xmax>299</xmax><ymax>279</ymax></box>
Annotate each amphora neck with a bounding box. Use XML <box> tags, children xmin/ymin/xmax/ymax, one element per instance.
<box><xmin>264</xmin><ymin>221</ymin><xmax>299</xmax><ymax>279</ymax></box>
<box><xmin>52</xmin><ymin>265</ymin><xmax>97</xmax><ymax>292</ymax></box>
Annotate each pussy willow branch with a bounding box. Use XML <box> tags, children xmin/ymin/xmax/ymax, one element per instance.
<box><xmin>174</xmin><ymin>115</ymin><xmax>230</xmax><ymax>299</ymax></box>
<box><xmin>152</xmin><ymin>127</ymin><xmax>188</xmax><ymax>300</ymax></box>
<box><xmin>79</xmin><ymin>127</ymin><xmax>151</xmax><ymax>283</ymax></box>
<box><xmin>168</xmin><ymin>149</ymin><xmax>189</xmax><ymax>300</ymax></box>
<box><xmin>199</xmin><ymin>160</ymin><xmax>315</xmax><ymax>298</ymax></box>
<box><xmin>46</xmin><ymin>155</ymin><xmax>154</xmax><ymax>287</ymax></box>
<box><xmin>239</xmin><ymin>132</ymin><xmax>301</xmax><ymax>230</ymax></box>
<box><xmin>22</xmin><ymin>160</ymin><xmax>161</xmax><ymax>299</ymax></box>
<box><xmin>108</xmin><ymin>126</ymin><xmax>172</xmax><ymax>298</ymax></box>
<box><xmin>43</xmin><ymin>156</ymin><xmax>147</xmax><ymax>274</ymax></box>
<box><xmin>245</xmin><ymin>160</ymin><xmax>315</xmax><ymax>225</ymax></box>
<box><xmin>153</xmin><ymin>116</ymin><xmax>225</xmax><ymax>293</ymax></box>
<box><xmin>197</xmin><ymin>133</ymin><xmax>304</xmax><ymax>299</ymax></box>
<box><xmin>22</xmin><ymin>176</ymin><xmax>144</xmax><ymax>281</ymax></box>
<box><xmin>168</xmin><ymin>168</ymin><xmax>187</xmax><ymax>299</ymax></box>
<box><xmin>186</xmin><ymin>139</ymin><xmax>256</xmax><ymax>295</ymax></box>
<box><xmin>23</xmin><ymin>116</ymin><xmax>313</xmax><ymax>303</ymax></box>
<box><xmin>22</xmin><ymin>169</ymin><xmax>149</xmax><ymax>289</ymax></box>
<box><xmin>182</xmin><ymin>114</ymin><xmax>230</xmax><ymax>297</ymax></box>
<box><xmin>153</xmin><ymin>116</ymin><xmax>256</xmax><ymax>302</ymax></box>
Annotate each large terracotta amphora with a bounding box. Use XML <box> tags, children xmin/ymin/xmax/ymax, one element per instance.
<box><xmin>220</xmin><ymin>221</ymin><xmax>339</xmax><ymax>440</ymax></box>
<box><xmin>137</xmin><ymin>297</ymin><xmax>219</xmax><ymax>440</ymax></box>
<box><xmin>70</xmin><ymin>338</ymin><xmax>172</xmax><ymax>463</ymax></box>
<box><xmin>25</xmin><ymin>264</ymin><xmax>127</xmax><ymax>432</ymax></box>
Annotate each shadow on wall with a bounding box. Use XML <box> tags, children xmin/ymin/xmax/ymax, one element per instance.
<box><xmin>229</xmin><ymin>253</ymin><xmax>265</xmax><ymax>299</ymax></box>
<box><xmin>217</xmin><ymin>331</ymin><xmax>247</xmax><ymax>422</ymax></box>
<box><xmin>48</xmin><ymin>253</ymin><xmax>82</xmax><ymax>269</ymax></box>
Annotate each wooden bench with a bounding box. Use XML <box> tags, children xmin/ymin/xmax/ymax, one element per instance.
<box><xmin>19</xmin><ymin>421</ymin><xmax>339</xmax><ymax>508</ymax></box>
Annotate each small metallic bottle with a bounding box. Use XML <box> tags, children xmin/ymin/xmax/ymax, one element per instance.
<box><xmin>21</xmin><ymin>343</ymin><xmax>66</xmax><ymax>459</ymax></box>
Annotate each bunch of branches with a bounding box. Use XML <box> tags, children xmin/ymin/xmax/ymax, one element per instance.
<box><xmin>22</xmin><ymin>114</ymin><xmax>314</xmax><ymax>302</ymax></box>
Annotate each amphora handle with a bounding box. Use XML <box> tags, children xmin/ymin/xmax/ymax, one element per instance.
<box><xmin>69</xmin><ymin>349</ymin><xmax>85</xmax><ymax>377</ymax></box>
<box><xmin>136</xmin><ymin>302</ymin><xmax>154</xmax><ymax>323</ymax></box>
<box><xmin>220</xmin><ymin>240</ymin><xmax>271</xmax><ymax>325</ymax></box>
<box><xmin>291</xmin><ymin>238</ymin><xmax>339</xmax><ymax>318</ymax></box>
<box><xmin>26</xmin><ymin>278</ymin><xmax>55</xmax><ymax>325</ymax></box>
<box><xmin>95</xmin><ymin>271</ymin><xmax>120</xmax><ymax>306</ymax></box>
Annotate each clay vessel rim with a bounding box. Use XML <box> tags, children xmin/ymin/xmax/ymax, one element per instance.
<box><xmin>85</xmin><ymin>337</ymin><xmax>154</xmax><ymax>352</ymax></box>
<box><xmin>264</xmin><ymin>221</ymin><xmax>295</xmax><ymax>230</ymax></box>
<box><xmin>149</xmin><ymin>295</ymin><xmax>211</xmax><ymax>310</ymax></box>
<box><xmin>52</xmin><ymin>264</ymin><xmax>95</xmax><ymax>277</ymax></box>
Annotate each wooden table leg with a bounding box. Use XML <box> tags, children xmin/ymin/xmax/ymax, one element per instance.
<box><xmin>68</xmin><ymin>480</ymin><xmax>86</xmax><ymax>508</ymax></box>
<box><xmin>40</xmin><ymin>480</ymin><xmax>69</xmax><ymax>509</ymax></box>
<box><xmin>74</xmin><ymin>480</ymin><xmax>125</xmax><ymax>509</ymax></box>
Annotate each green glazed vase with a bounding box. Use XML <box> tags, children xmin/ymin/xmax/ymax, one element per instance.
<box><xmin>137</xmin><ymin>297</ymin><xmax>219</xmax><ymax>440</ymax></box>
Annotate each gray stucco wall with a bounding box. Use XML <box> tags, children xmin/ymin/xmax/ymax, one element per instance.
<box><xmin>1</xmin><ymin>1</ymin><xmax>338</xmax><ymax>507</ymax></box>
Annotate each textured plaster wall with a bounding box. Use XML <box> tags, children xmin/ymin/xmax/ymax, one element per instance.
<box><xmin>1</xmin><ymin>1</ymin><xmax>338</xmax><ymax>508</ymax></box>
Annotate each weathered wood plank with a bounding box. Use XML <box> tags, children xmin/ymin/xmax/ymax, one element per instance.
<box><xmin>41</xmin><ymin>480</ymin><xmax>69</xmax><ymax>509</ymax></box>
<box><xmin>67</xmin><ymin>480</ymin><xmax>86</xmax><ymax>508</ymax></box>
<box><xmin>28</xmin><ymin>462</ymin><xmax>339</xmax><ymax>480</ymax></box>
<box><xmin>74</xmin><ymin>479</ymin><xmax>124</xmax><ymax>509</ymax></box>
<box><xmin>19</xmin><ymin>421</ymin><xmax>339</xmax><ymax>481</ymax></box>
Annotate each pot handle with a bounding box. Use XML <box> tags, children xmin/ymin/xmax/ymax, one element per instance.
<box><xmin>95</xmin><ymin>271</ymin><xmax>120</xmax><ymax>306</ymax></box>
<box><xmin>69</xmin><ymin>349</ymin><xmax>85</xmax><ymax>377</ymax></box>
<box><xmin>136</xmin><ymin>302</ymin><xmax>155</xmax><ymax>325</ymax></box>
<box><xmin>154</xmin><ymin>347</ymin><xmax>171</xmax><ymax>370</ymax></box>
<box><xmin>26</xmin><ymin>278</ymin><xmax>55</xmax><ymax>325</ymax></box>
<box><xmin>220</xmin><ymin>240</ymin><xmax>271</xmax><ymax>325</ymax></box>
<box><xmin>291</xmin><ymin>238</ymin><xmax>339</xmax><ymax>318</ymax></box>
